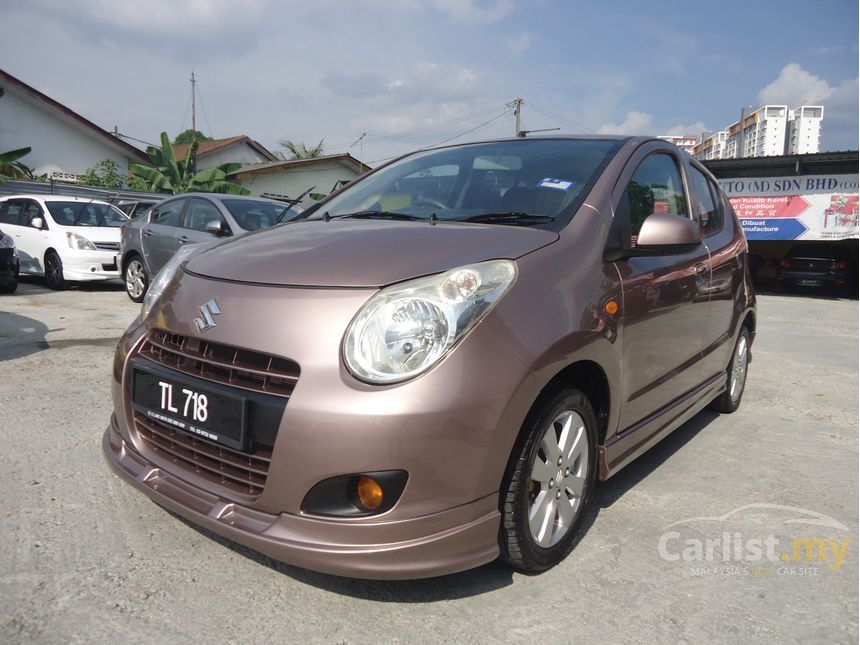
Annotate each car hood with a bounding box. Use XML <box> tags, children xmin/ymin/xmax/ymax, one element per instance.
<box><xmin>185</xmin><ymin>219</ymin><xmax>558</xmax><ymax>287</ymax></box>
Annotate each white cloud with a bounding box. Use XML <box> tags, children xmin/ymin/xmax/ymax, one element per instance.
<box><xmin>758</xmin><ymin>63</ymin><xmax>833</xmax><ymax>106</ymax></box>
<box><xmin>666</xmin><ymin>121</ymin><xmax>707</xmax><ymax>136</ymax></box>
<box><xmin>506</xmin><ymin>32</ymin><xmax>531</xmax><ymax>55</ymax></box>
<box><xmin>597</xmin><ymin>111</ymin><xmax>653</xmax><ymax>135</ymax></box>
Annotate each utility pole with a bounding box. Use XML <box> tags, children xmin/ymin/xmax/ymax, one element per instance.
<box><xmin>190</xmin><ymin>70</ymin><xmax>197</xmax><ymax>143</ymax></box>
<box><xmin>513</xmin><ymin>97</ymin><xmax>523</xmax><ymax>137</ymax></box>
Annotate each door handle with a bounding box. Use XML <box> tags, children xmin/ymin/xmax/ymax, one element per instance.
<box><xmin>178</xmin><ymin>236</ymin><xmax>190</xmax><ymax>244</ymax></box>
<box><xmin>694</xmin><ymin>263</ymin><xmax>709</xmax><ymax>274</ymax></box>
<box><xmin>143</xmin><ymin>230</ymin><xmax>153</xmax><ymax>237</ymax></box>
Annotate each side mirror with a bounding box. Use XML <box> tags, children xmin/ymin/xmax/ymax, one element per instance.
<box><xmin>31</xmin><ymin>217</ymin><xmax>44</xmax><ymax>230</ymax></box>
<box><xmin>205</xmin><ymin>219</ymin><xmax>228</xmax><ymax>236</ymax></box>
<box><xmin>636</xmin><ymin>212</ymin><xmax>702</xmax><ymax>249</ymax></box>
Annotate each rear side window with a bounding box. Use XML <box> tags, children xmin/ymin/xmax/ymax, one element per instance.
<box><xmin>151</xmin><ymin>200</ymin><xmax>185</xmax><ymax>227</ymax></box>
<box><xmin>688</xmin><ymin>166</ymin><xmax>723</xmax><ymax>236</ymax></box>
<box><xmin>0</xmin><ymin>201</ymin><xmax>20</xmax><ymax>225</ymax></box>
<box><xmin>619</xmin><ymin>153</ymin><xmax>688</xmax><ymax>241</ymax></box>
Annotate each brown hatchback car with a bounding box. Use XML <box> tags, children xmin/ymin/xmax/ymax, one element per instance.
<box><xmin>104</xmin><ymin>136</ymin><xmax>755</xmax><ymax>579</ymax></box>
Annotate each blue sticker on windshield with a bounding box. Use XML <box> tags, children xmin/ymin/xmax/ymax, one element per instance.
<box><xmin>538</xmin><ymin>178</ymin><xmax>575</xmax><ymax>191</ymax></box>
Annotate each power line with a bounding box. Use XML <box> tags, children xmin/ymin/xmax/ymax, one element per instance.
<box><xmin>524</xmin><ymin>101</ymin><xmax>593</xmax><ymax>134</ymax></box>
<box><xmin>195</xmin><ymin>80</ymin><xmax>215</xmax><ymax>138</ymax></box>
<box><xmin>114</xmin><ymin>132</ymin><xmax>158</xmax><ymax>148</ymax></box>
<box><xmin>367</xmin><ymin>108</ymin><xmax>512</xmax><ymax>164</ymax></box>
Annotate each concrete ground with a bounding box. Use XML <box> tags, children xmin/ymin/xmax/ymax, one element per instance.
<box><xmin>0</xmin><ymin>278</ymin><xmax>857</xmax><ymax>644</ymax></box>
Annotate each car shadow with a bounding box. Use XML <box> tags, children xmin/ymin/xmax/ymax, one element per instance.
<box><xmin>0</xmin><ymin>311</ymin><xmax>50</xmax><ymax>361</ymax></box>
<box><xmin>164</xmin><ymin>409</ymin><xmax>720</xmax><ymax>601</ymax></box>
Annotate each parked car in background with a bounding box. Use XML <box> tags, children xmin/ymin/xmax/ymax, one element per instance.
<box><xmin>0</xmin><ymin>227</ymin><xmax>19</xmax><ymax>293</ymax></box>
<box><xmin>104</xmin><ymin>136</ymin><xmax>756</xmax><ymax>579</ymax></box>
<box><xmin>776</xmin><ymin>243</ymin><xmax>854</xmax><ymax>294</ymax></box>
<box><xmin>116</xmin><ymin>198</ymin><xmax>159</xmax><ymax>220</ymax></box>
<box><xmin>120</xmin><ymin>193</ymin><xmax>301</xmax><ymax>302</ymax></box>
<box><xmin>0</xmin><ymin>195</ymin><xmax>127</xmax><ymax>290</ymax></box>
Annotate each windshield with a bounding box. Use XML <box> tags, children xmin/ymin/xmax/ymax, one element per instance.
<box><xmin>221</xmin><ymin>199</ymin><xmax>302</xmax><ymax>231</ymax></box>
<box><xmin>301</xmin><ymin>139</ymin><xmax>622</xmax><ymax>230</ymax></box>
<box><xmin>46</xmin><ymin>201</ymin><xmax>129</xmax><ymax>227</ymax></box>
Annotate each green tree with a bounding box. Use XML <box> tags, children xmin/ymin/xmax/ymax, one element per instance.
<box><xmin>278</xmin><ymin>138</ymin><xmax>325</xmax><ymax>159</ymax></box>
<box><xmin>130</xmin><ymin>132</ymin><xmax>249</xmax><ymax>195</ymax></box>
<box><xmin>173</xmin><ymin>129</ymin><xmax>213</xmax><ymax>145</ymax></box>
<box><xmin>78</xmin><ymin>159</ymin><xmax>127</xmax><ymax>189</ymax></box>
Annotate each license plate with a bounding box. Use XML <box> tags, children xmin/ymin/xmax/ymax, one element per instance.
<box><xmin>132</xmin><ymin>368</ymin><xmax>247</xmax><ymax>450</ymax></box>
<box><xmin>797</xmin><ymin>279</ymin><xmax>822</xmax><ymax>286</ymax></box>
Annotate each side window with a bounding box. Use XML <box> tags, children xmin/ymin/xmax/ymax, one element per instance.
<box><xmin>619</xmin><ymin>154</ymin><xmax>688</xmax><ymax>243</ymax></box>
<box><xmin>0</xmin><ymin>201</ymin><xmax>16</xmax><ymax>225</ymax></box>
<box><xmin>151</xmin><ymin>200</ymin><xmax>185</xmax><ymax>227</ymax></box>
<box><xmin>185</xmin><ymin>198</ymin><xmax>224</xmax><ymax>232</ymax></box>
<box><xmin>688</xmin><ymin>166</ymin><xmax>723</xmax><ymax>236</ymax></box>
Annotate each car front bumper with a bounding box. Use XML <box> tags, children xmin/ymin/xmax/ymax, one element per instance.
<box><xmin>103</xmin><ymin>275</ymin><xmax>539</xmax><ymax>579</ymax></box>
<box><xmin>62</xmin><ymin>248</ymin><xmax>120</xmax><ymax>281</ymax></box>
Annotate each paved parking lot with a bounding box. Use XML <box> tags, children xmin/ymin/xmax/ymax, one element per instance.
<box><xmin>1</xmin><ymin>278</ymin><xmax>857</xmax><ymax>644</ymax></box>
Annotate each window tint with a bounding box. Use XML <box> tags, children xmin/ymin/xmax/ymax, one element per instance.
<box><xmin>185</xmin><ymin>198</ymin><xmax>224</xmax><ymax>232</ymax></box>
<box><xmin>221</xmin><ymin>199</ymin><xmax>289</xmax><ymax>230</ymax></box>
<box><xmin>618</xmin><ymin>154</ymin><xmax>688</xmax><ymax>242</ymax></box>
<box><xmin>151</xmin><ymin>200</ymin><xmax>185</xmax><ymax>227</ymax></box>
<box><xmin>688</xmin><ymin>166</ymin><xmax>723</xmax><ymax>235</ymax></box>
<box><xmin>45</xmin><ymin>201</ymin><xmax>127</xmax><ymax>227</ymax></box>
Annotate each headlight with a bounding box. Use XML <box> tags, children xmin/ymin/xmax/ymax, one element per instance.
<box><xmin>343</xmin><ymin>260</ymin><xmax>517</xmax><ymax>384</ymax></box>
<box><xmin>0</xmin><ymin>233</ymin><xmax>13</xmax><ymax>251</ymax></box>
<box><xmin>140</xmin><ymin>244</ymin><xmax>201</xmax><ymax>321</ymax></box>
<box><xmin>67</xmin><ymin>232</ymin><xmax>95</xmax><ymax>251</ymax></box>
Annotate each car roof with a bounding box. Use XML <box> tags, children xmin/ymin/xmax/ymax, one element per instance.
<box><xmin>0</xmin><ymin>194</ymin><xmax>115</xmax><ymax>205</ymax></box>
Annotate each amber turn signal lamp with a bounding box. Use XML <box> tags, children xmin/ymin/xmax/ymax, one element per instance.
<box><xmin>605</xmin><ymin>300</ymin><xmax>619</xmax><ymax>315</ymax></box>
<box><xmin>357</xmin><ymin>476</ymin><xmax>384</xmax><ymax>510</ymax></box>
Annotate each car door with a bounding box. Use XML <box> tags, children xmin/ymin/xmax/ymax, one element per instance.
<box><xmin>686</xmin><ymin>162</ymin><xmax>747</xmax><ymax>383</ymax></box>
<box><xmin>141</xmin><ymin>198</ymin><xmax>187</xmax><ymax>275</ymax></box>
<box><xmin>9</xmin><ymin>199</ymin><xmax>50</xmax><ymax>274</ymax></box>
<box><xmin>180</xmin><ymin>197</ymin><xmax>231</xmax><ymax>246</ymax></box>
<box><xmin>610</xmin><ymin>146</ymin><xmax>712</xmax><ymax>432</ymax></box>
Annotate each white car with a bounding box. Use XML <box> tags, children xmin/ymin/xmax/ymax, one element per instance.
<box><xmin>0</xmin><ymin>194</ymin><xmax>128</xmax><ymax>290</ymax></box>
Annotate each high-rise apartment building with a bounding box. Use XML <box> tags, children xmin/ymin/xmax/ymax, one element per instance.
<box><xmin>687</xmin><ymin>105</ymin><xmax>824</xmax><ymax>160</ymax></box>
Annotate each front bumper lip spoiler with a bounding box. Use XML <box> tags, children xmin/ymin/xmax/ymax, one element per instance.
<box><xmin>102</xmin><ymin>423</ymin><xmax>501</xmax><ymax>580</ymax></box>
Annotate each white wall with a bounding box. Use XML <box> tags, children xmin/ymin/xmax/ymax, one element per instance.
<box><xmin>197</xmin><ymin>141</ymin><xmax>270</xmax><ymax>171</ymax></box>
<box><xmin>237</xmin><ymin>161</ymin><xmax>362</xmax><ymax>205</ymax></box>
<box><xmin>0</xmin><ymin>86</ymin><xmax>136</xmax><ymax>177</ymax></box>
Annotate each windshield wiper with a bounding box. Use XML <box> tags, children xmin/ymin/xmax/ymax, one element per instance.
<box><xmin>325</xmin><ymin>210</ymin><xmax>427</xmax><ymax>222</ymax></box>
<box><xmin>450</xmin><ymin>212</ymin><xmax>556</xmax><ymax>225</ymax></box>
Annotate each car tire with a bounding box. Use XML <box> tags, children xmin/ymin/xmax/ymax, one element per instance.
<box><xmin>499</xmin><ymin>386</ymin><xmax>597</xmax><ymax>574</ymax></box>
<box><xmin>124</xmin><ymin>254</ymin><xmax>149</xmax><ymax>303</ymax></box>
<box><xmin>44</xmin><ymin>250</ymin><xmax>67</xmax><ymax>291</ymax></box>
<box><xmin>709</xmin><ymin>326</ymin><xmax>751</xmax><ymax>414</ymax></box>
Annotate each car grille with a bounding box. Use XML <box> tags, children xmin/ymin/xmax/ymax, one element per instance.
<box><xmin>134</xmin><ymin>411</ymin><xmax>270</xmax><ymax>496</ymax></box>
<box><xmin>94</xmin><ymin>242</ymin><xmax>120</xmax><ymax>251</ymax></box>
<box><xmin>137</xmin><ymin>329</ymin><xmax>300</xmax><ymax>396</ymax></box>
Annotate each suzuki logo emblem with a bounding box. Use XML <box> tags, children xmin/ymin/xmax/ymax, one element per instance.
<box><xmin>193</xmin><ymin>298</ymin><xmax>221</xmax><ymax>332</ymax></box>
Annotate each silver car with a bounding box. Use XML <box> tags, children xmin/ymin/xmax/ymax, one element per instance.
<box><xmin>120</xmin><ymin>193</ymin><xmax>301</xmax><ymax>301</ymax></box>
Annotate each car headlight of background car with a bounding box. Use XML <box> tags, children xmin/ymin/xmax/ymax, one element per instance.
<box><xmin>66</xmin><ymin>231</ymin><xmax>96</xmax><ymax>251</ymax></box>
<box><xmin>0</xmin><ymin>233</ymin><xmax>15</xmax><ymax>256</ymax></box>
<box><xmin>140</xmin><ymin>244</ymin><xmax>201</xmax><ymax>321</ymax></box>
<box><xmin>343</xmin><ymin>260</ymin><xmax>517</xmax><ymax>384</ymax></box>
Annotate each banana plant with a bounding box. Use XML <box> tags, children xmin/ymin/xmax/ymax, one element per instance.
<box><xmin>130</xmin><ymin>132</ymin><xmax>249</xmax><ymax>195</ymax></box>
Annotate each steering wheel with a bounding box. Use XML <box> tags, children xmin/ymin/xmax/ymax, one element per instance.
<box><xmin>412</xmin><ymin>196</ymin><xmax>449</xmax><ymax>210</ymax></box>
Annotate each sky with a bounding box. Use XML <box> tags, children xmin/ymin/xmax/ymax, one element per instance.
<box><xmin>0</xmin><ymin>0</ymin><xmax>857</xmax><ymax>165</ymax></box>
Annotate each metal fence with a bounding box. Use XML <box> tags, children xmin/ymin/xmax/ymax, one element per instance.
<box><xmin>0</xmin><ymin>178</ymin><xmax>166</xmax><ymax>203</ymax></box>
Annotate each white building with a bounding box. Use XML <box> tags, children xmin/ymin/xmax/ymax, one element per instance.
<box><xmin>229</xmin><ymin>154</ymin><xmax>370</xmax><ymax>206</ymax></box>
<box><xmin>173</xmin><ymin>135</ymin><xmax>278</xmax><ymax>171</ymax></box>
<box><xmin>0</xmin><ymin>68</ymin><xmax>149</xmax><ymax>180</ymax></box>
<box><xmin>786</xmin><ymin>106</ymin><xmax>823</xmax><ymax>154</ymax></box>
<box><xmin>657</xmin><ymin>135</ymin><xmax>699</xmax><ymax>154</ymax></box>
<box><xmin>693</xmin><ymin>104</ymin><xmax>824</xmax><ymax>161</ymax></box>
